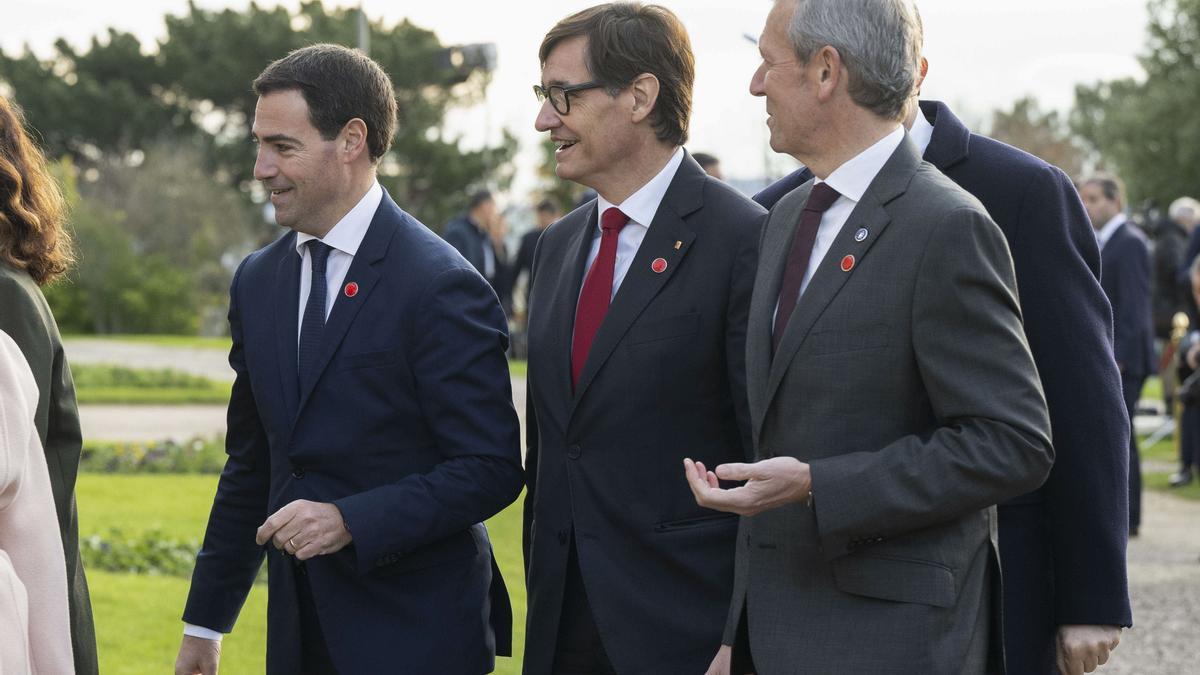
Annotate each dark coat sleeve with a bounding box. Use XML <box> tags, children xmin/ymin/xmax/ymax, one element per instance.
<box><xmin>1007</xmin><ymin>167</ymin><xmax>1133</xmax><ymax>626</ymax></box>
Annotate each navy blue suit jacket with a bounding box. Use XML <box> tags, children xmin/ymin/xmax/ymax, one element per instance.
<box><xmin>756</xmin><ymin>101</ymin><xmax>1132</xmax><ymax>669</ymax></box>
<box><xmin>1102</xmin><ymin>222</ymin><xmax>1157</xmax><ymax>379</ymax></box>
<box><xmin>183</xmin><ymin>191</ymin><xmax>524</xmax><ymax>674</ymax></box>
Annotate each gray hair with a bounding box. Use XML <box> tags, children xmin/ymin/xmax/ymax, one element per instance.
<box><xmin>1169</xmin><ymin>196</ymin><xmax>1200</xmax><ymax>223</ymax></box>
<box><xmin>784</xmin><ymin>0</ymin><xmax>923</xmax><ymax>120</ymax></box>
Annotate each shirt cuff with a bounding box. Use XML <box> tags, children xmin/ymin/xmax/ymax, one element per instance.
<box><xmin>183</xmin><ymin>623</ymin><xmax>224</xmax><ymax>641</ymax></box>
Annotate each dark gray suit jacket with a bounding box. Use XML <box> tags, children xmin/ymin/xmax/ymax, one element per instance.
<box><xmin>726</xmin><ymin>137</ymin><xmax>1053</xmax><ymax>674</ymax></box>
<box><xmin>0</xmin><ymin>262</ymin><xmax>97</xmax><ymax>674</ymax></box>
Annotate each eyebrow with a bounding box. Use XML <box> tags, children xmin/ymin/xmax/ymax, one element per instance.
<box><xmin>256</xmin><ymin>133</ymin><xmax>303</xmax><ymax>146</ymax></box>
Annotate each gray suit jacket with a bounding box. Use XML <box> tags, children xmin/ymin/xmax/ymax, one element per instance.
<box><xmin>725</xmin><ymin>137</ymin><xmax>1053</xmax><ymax>674</ymax></box>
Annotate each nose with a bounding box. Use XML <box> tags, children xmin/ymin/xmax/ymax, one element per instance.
<box><xmin>535</xmin><ymin>99</ymin><xmax>562</xmax><ymax>132</ymax></box>
<box><xmin>253</xmin><ymin>147</ymin><xmax>276</xmax><ymax>182</ymax></box>
<box><xmin>749</xmin><ymin>62</ymin><xmax>767</xmax><ymax>97</ymax></box>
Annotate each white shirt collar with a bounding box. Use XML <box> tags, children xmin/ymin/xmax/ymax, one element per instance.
<box><xmin>816</xmin><ymin>126</ymin><xmax>905</xmax><ymax>203</ymax></box>
<box><xmin>595</xmin><ymin>147</ymin><xmax>685</xmax><ymax>231</ymax></box>
<box><xmin>910</xmin><ymin>106</ymin><xmax>935</xmax><ymax>155</ymax></box>
<box><xmin>1096</xmin><ymin>212</ymin><xmax>1127</xmax><ymax>249</ymax></box>
<box><xmin>294</xmin><ymin>181</ymin><xmax>383</xmax><ymax>257</ymax></box>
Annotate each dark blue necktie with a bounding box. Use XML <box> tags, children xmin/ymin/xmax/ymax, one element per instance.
<box><xmin>298</xmin><ymin>240</ymin><xmax>333</xmax><ymax>390</ymax></box>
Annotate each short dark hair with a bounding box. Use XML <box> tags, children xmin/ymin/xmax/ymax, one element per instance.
<box><xmin>1082</xmin><ymin>172</ymin><xmax>1126</xmax><ymax>207</ymax></box>
<box><xmin>536</xmin><ymin>199</ymin><xmax>559</xmax><ymax>214</ymax></box>
<box><xmin>468</xmin><ymin>189</ymin><xmax>494</xmax><ymax>211</ymax></box>
<box><xmin>692</xmin><ymin>152</ymin><xmax>719</xmax><ymax>170</ymax></box>
<box><xmin>253</xmin><ymin>43</ymin><xmax>397</xmax><ymax>163</ymax></box>
<box><xmin>540</xmin><ymin>3</ymin><xmax>694</xmax><ymax>147</ymax></box>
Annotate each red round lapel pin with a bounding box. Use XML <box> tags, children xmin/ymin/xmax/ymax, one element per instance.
<box><xmin>651</xmin><ymin>258</ymin><xmax>668</xmax><ymax>274</ymax></box>
<box><xmin>344</xmin><ymin>281</ymin><xmax>359</xmax><ymax>298</ymax></box>
<box><xmin>840</xmin><ymin>255</ymin><xmax>856</xmax><ymax>272</ymax></box>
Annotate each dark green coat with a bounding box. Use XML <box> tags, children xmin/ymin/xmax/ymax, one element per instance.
<box><xmin>0</xmin><ymin>262</ymin><xmax>97</xmax><ymax>674</ymax></box>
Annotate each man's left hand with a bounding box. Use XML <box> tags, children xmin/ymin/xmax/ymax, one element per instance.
<box><xmin>256</xmin><ymin>500</ymin><xmax>353</xmax><ymax>561</ymax></box>
<box><xmin>1056</xmin><ymin>624</ymin><xmax>1121</xmax><ymax>675</ymax></box>
<box><xmin>683</xmin><ymin>456</ymin><xmax>811</xmax><ymax>517</ymax></box>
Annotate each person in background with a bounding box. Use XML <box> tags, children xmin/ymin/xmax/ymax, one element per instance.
<box><xmin>692</xmin><ymin>152</ymin><xmax>725</xmax><ymax>180</ymax></box>
<box><xmin>1080</xmin><ymin>173</ymin><xmax>1155</xmax><ymax>539</ymax></box>
<box><xmin>444</xmin><ymin>189</ymin><xmax>511</xmax><ymax>306</ymax></box>
<box><xmin>1152</xmin><ymin>196</ymin><xmax>1199</xmax><ymax>411</ymax></box>
<box><xmin>0</xmin><ymin>93</ymin><xmax>97</xmax><ymax>675</ymax></box>
<box><xmin>1171</xmin><ymin>255</ymin><xmax>1200</xmax><ymax>489</ymax></box>
<box><xmin>511</xmin><ymin>199</ymin><xmax>561</xmax><ymax>357</ymax></box>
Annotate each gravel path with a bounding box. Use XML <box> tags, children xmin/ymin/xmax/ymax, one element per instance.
<box><xmin>64</xmin><ymin>338</ymin><xmax>234</xmax><ymax>381</ymax></box>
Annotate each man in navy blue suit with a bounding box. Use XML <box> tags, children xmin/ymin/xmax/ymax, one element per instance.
<box><xmin>753</xmin><ymin>66</ymin><xmax>1131</xmax><ymax>674</ymax></box>
<box><xmin>1081</xmin><ymin>174</ymin><xmax>1156</xmax><ymax>540</ymax></box>
<box><xmin>174</xmin><ymin>44</ymin><xmax>523</xmax><ymax>675</ymax></box>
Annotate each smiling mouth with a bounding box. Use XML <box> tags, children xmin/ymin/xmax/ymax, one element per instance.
<box><xmin>269</xmin><ymin>188</ymin><xmax>292</xmax><ymax>197</ymax></box>
<box><xmin>554</xmin><ymin>139</ymin><xmax>578</xmax><ymax>152</ymax></box>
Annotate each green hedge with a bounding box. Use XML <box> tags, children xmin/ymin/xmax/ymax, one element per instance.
<box><xmin>71</xmin><ymin>364</ymin><xmax>230</xmax><ymax>405</ymax></box>
<box><xmin>81</xmin><ymin>437</ymin><xmax>226</xmax><ymax>474</ymax></box>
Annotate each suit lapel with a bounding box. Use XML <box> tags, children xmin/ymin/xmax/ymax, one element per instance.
<box><xmin>295</xmin><ymin>194</ymin><xmax>396</xmax><ymax>413</ymax></box>
<box><xmin>273</xmin><ymin>233</ymin><xmax>302</xmax><ymax>425</ymax></box>
<box><xmin>760</xmin><ymin>137</ymin><xmax>923</xmax><ymax>425</ymax></box>
<box><xmin>571</xmin><ymin>160</ymin><xmax>703</xmax><ymax>407</ymax></box>
<box><xmin>746</xmin><ymin>182</ymin><xmax>811</xmax><ymax>442</ymax></box>
<box><xmin>543</xmin><ymin>204</ymin><xmax>599</xmax><ymax>409</ymax></box>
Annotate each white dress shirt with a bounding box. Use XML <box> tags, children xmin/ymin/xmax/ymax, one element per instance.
<box><xmin>788</xmin><ymin>126</ymin><xmax>905</xmax><ymax>305</ymax></box>
<box><xmin>910</xmin><ymin>104</ymin><xmax>935</xmax><ymax>155</ymax></box>
<box><xmin>1095</xmin><ymin>213</ymin><xmax>1127</xmax><ymax>251</ymax></box>
<box><xmin>585</xmin><ymin>147</ymin><xmax>685</xmax><ymax>300</ymax></box>
<box><xmin>184</xmin><ymin>180</ymin><xmax>383</xmax><ymax>643</ymax></box>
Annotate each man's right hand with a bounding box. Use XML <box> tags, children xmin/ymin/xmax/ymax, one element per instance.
<box><xmin>175</xmin><ymin>635</ymin><xmax>220</xmax><ymax>675</ymax></box>
<box><xmin>705</xmin><ymin>645</ymin><xmax>733</xmax><ymax>675</ymax></box>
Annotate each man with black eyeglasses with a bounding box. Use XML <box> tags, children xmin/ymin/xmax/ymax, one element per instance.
<box><xmin>521</xmin><ymin>3</ymin><xmax>766</xmax><ymax>674</ymax></box>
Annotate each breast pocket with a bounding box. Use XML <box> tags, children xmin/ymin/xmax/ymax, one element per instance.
<box><xmin>805</xmin><ymin>323</ymin><xmax>889</xmax><ymax>356</ymax></box>
<box><xmin>628</xmin><ymin>312</ymin><xmax>701</xmax><ymax>345</ymax></box>
<box><xmin>338</xmin><ymin>348</ymin><xmax>403</xmax><ymax>372</ymax></box>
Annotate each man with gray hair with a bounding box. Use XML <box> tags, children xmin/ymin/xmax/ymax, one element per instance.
<box><xmin>684</xmin><ymin>1</ymin><xmax>1052</xmax><ymax>672</ymax></box>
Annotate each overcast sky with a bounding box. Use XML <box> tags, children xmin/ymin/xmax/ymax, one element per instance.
<box><xmin>3</xmin><ymin>0</ymin><xmax>1150</xmax><ymax>198</ymax></box>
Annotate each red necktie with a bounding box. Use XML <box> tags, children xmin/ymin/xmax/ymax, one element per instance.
<box><xmin>572</xmin><ymin>207</ymin><xmax>631</xmax><ymax>389</ymax></box>
<box><xmin>773</xmin><ymin>182</ymin><xmax>841</xmax><ymax>353</ymax></box>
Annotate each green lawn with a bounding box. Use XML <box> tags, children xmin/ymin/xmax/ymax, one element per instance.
<box><xmin>71</xmin><ymin>364</ymin><xmax>232</xmax><ymax>405</ymax></box>
<box><xmin>76</xmin><ymin>474</ymin><xmax>526</xmax><ymax>673</ymax></box>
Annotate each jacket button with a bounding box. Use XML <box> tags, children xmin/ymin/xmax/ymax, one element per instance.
<box><xmin>558</xmin><ymin>530</ymin><xmax>569</xmax><ymax>546</ymax></box>
<box><xmin>567</xmin><ymin>445</ymin><xmax>581</xmax><ymax>459</ymax></box>
<box><xmin>292</xmin><ymin>466</ymin><xmax>305</xmax><ymax>479</ymax></box>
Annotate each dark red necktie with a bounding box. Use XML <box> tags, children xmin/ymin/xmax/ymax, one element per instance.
<box><xmin>773</xmin><ymin>182</ymin><xmax>841</xmax><ymax>352</ymax></box>
<box><xmin>572</xmin><ymin>207</ymin><xmax>631</xmax><ymax>389</ymax></box>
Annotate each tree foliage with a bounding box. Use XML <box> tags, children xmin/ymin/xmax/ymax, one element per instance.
<box><xmin>1072</xmin><ymin>0</ymin><xmax>1200</xmax><ymax>206</ymax></box>
<box><xmin>988</xmin><ymin>96</ymin><xmax>1087</xmax><ymax>178</ymax></box>
<box><xmin>0</xmin><ymin>0</ymin><xmax>515</xmax><ymax>229</ymax></box>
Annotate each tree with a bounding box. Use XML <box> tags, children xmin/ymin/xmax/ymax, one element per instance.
<box><xmin>988</xmin><ymin>97</ymin><xmax>1087</xmax><ymax>178</ymax></box>
<box><xmin>1072</xmin><ymin>0</ymin><xmax>1200</xmax><ymax>206</ymax></box>
<box><xmin>0</xmin><ymin>0</ymin><xmax>516</xmax><ymax>228</ymax></box>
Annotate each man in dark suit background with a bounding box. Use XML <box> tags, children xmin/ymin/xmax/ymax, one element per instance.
<box><xmin>444</xmin><ymin>189</ymin><xmax>511</xmax><ymax>307</ymax></box>
<box><xmin>751</xmin><ymin>56</ymin><xmax>1132</xmax><ymax>675</ymax></box>
<box><xmin>174</xmin><ymin>44</ymin><xmax>523</xmax><ymax>675</ymax></box>
<box><xmin>1081</xmin><ymin>173</ymin><xmax>1156</xmax><ymax>541</ymax></box>
<box><xmin>523</xmin><ymin>4</ymin><xmax>765</xmax><ymax>673</ymax></box>
<box><xmin>686</xmin><ymin>0</ymin><xmax>1052</xmax><ymax>672</ymax></box>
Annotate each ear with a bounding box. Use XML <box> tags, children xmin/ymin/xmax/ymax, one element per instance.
<box><xmin>815</xmin><ymin>46</ymin><xmax>842</xmax><ymax>102</ymax></box>
<box><xmin>339</xmin><ymin>118</ymin><xmax>370</xmax><ymax>163</ymax></box>
<box><xmin>629</xmin><ymin>73</ymin><xmax>660</xmax><ymax>125</ymax></box>
<box><xmin>915</xmin><ymin>56</ymin><xmax>929</xmax><ymax>93</ymax></box>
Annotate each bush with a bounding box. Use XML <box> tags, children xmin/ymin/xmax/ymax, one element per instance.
<box><xmin>81</xmin><ymin>437</ymin><xmax>226</xmax><ymax>474</ymax></box>
<box><xmin>70</xmin><ymin>364</ymin><xmax>231</xmax><ymax>405</ymax></box>
<box><xmin>80</xmin><ymin>528</ymin><xmax>201</xmax><ymax>577</ymax></box>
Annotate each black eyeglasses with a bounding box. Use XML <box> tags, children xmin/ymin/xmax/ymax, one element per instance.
<box><xmin>533</xmin><ymin>81</ymin><xmax>604</xmax><ymax>115</ymax></box>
